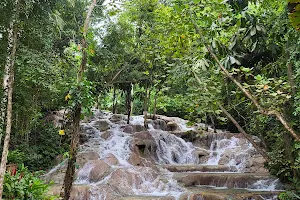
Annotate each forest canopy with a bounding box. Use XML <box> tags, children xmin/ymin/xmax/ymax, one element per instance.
<box><xmin>0</xmin><ymin>0</ymin><xmax>300</xmax><ymax>199</ymax></box>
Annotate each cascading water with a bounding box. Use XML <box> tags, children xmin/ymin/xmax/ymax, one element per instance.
<box><xmin>44</xmin><ymin>109</ymin><xmax>284</xmax><ymax>200</ymax></box>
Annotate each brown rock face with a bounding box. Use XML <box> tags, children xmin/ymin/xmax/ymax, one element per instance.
<box><xmin>146</xmin><ymin>119</ymin><xmax>167</xmax><ymax>130</ymax></box>
<box><xmin>123</xmin><ymin>125</ymin><xmax>134</xmax><ymax>133</ymax></box>
<box><xmin>48</xmin><ymin>185</ymin><xmax>90</xmax><ymax>200</ymax></box>
<box><xmin>101</xmin><ymin>130</ymin><xmax>112</xmax><ymax>140</ymax></box>
<box><xmin>167</xmin><ymin>122</ymin><xmax>180</xmax><ymax>131</ymax></box>
<box><xmin>77</xmin><ymin>151</ymin><xmax>100</xmax><ymax>168</ymax></box>
<box><xmin>107</xmin><ymin>169</ymin><xmax>143</xmax><ymax>195</ymax></box>
<box><xmin>93</xmin><ymin>119</ymin><xmax>110</xmax><ymax>131</ymax></box>
<box><xmin>192</xmin><ymin>148</ymin><xmax>210</xmax><ymax>159</ymax></box>
<box><xmin>42</xmin><ymin>161</ymin><xmax>67</xmax><ymax>184</ymax></box>
<box><xmin>103</xmin><ymin>153</ymin><xmax>119</xmax><ymax>165</ymax></box>
<box><xmin>130</xmin><ymin>131</ymin><xmax>158</xmax><ymax>163</ymax></box>
<box><xmin>128</xmin><ymin>152</ymin><xmax>143</xmax><ymax>166</ymax></box>
<box><xmin>87</xmin><ymin>160</ymin><xmax>111</xmax><ymax>182</ymax></box>
<box><xmin>110</xmin><ymin>114</ymin><xmax>126</xmax><ymax>122</ymax></box>
<box><xmin>48</xmin><ymin>185</ymin><xmax>122</xmax><ymax>200</ymax></box>
<box><xmin>132</xmin><ymin>124</ymin><xmax>147</xmax><ymax>132</ymax></box>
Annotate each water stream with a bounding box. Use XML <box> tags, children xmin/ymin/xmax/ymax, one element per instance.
<box><xmin>45</xmin><ymin>110</ymin><xmax>283</xmax><ymax>199</ymax></box>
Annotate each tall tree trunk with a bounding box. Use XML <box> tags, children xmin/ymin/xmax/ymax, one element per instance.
<box><xmin>153</xmin><ymin>91</ymin><xmax>157</xmax><ymax>118</ymax></box>
<box><xmin>147</xmin><ymin>88</ymin><xmax>151</xmax><ymax>114</ymax></box>
<box><xmin>126</xmin><ymin>84</ymin><xmax>132</xmax><ymax>124</ymax></box>
<box><xmin>131</xmin><ymin>84</ymin><xmax>134</xmax><ymax>116</ymax></box>
<box><xmin>204</xmin><ymin>113</ymin><xmax>208</xmax><ymax>131</ymax></box>
<box><xmin>287</xmin><ymin>62</ymin><xmax>296</xmax><ymax>96</ymax></box>
<box><xmin>190</xmin><ymin>15</ymin><xmax>300</xmax><ymax>141</ymax></box>
<box><xmin>61</xmin><ymin>1</ymin><xmax>97</xmax><ymax>199</ymax></box>
<box><xmin>143</xmin><ymin>85</ymin><xmax>148</xmax><ymax>114</ymax></box>
<box><xmin>112</xmin><ymin>87</ymin><xmax>117</xmax><ymax>114</ymax></box>
<box><xmin>0</xmin><ymin>7</ymin><xmax>18</xmax><ymax>197</ymax></box>
<box><xmin>0</xmin><ymin>1</ymin><xmax>19</xmax><ymax>146</ymax></box>
<box><xmin>209</xmin><ymin>114</ymin><xmax>216</xmax><ymax>133</ymax></box>
<box><xmin>285</xmin><ymin>57</ymin><xmax>296</xmax><ymax>177</ymax></box>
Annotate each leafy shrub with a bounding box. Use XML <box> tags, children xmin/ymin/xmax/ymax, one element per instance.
<box><xmin>3</xmin><ymin>164</ymin><xmax>57</xmax><ymax>200</ymax></box>
<box><xmin>7</xmin><ymin>150</ymin><xmax>25</xmax><ymax>165</ymax></box>
<box><xmin>13</xmin><ymin>120</ymin><xmax>69</xmax><ymax>171</ymax></box>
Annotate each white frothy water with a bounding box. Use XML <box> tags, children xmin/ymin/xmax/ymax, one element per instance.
<box><xmin>150</xmin><ymin>129</ymin><xmax>198</xmax><ymax>164</ymax></box>
<box><xmin>75</xmin><ymin>113</ymin><xmax>185</xmax><ymax>199</ymax></box>
<box><xmin>44</xmin><ymin>110</ymin><xmax>282</xmax><ymax>199</ymax></box>
<box><xmin>204</xmin><ymin>136</ymin><xmax>257</xmax><ymax>172</ymax></box>
<box><xmin>248</xmin><ymin>179</ymin><xmax>283</xmax><ymax>191</ymax></box>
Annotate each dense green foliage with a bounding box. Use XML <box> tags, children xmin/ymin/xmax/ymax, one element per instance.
<box><xmin>1</xmin><ymin>0</ymin><xmax>300</xmax><ymax>198</ymax></box>
<box><xmin>3</xmin><ymin>164</ymin><xmax>56</xmax><ymax>200</ymax></box>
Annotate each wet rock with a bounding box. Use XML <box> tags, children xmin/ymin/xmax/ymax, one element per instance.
<box><xmin>218</xmin><ymin>149</ymin><xmax>232</xmax><ymax>165</ymax></box>
<box><xmin>133</xmin><ymin>131</ymin><xmax>153</xmax><ymax>140</ymax></box>
<box><xmin>147</xmin><ymin>119</ymin><xmax>167</xmax><ymax>130</ymax></box>
<box><xmin>77</xmin><ymin>151</ymin><xmax>100</xmax><ymax>168</ymax></box>
<box><xmin>167</xmin><ymin>122</ymin><xmax>179</xmax><ymax>131</ymax></box>
<box><xmin>107</xmin><ymin>169</ymin><xmax>143</xmax><ymax>195</ymax></box>
<box><xmin>42</xmin><ymin>161</ymin><xmax>67</xmax><ymax>184</ymax></box>
<box><xmin>122</xmin><ymin>196</ymin><xmax>175</xmax><ymax>200</ymax></box>
<box><xmin>192</xmin><ymin>148</ymin><xmax>210</xmax><ymax>159</ymax></box>
<box><xmin>48</xmin><ymin>185</ymin><xmax>90</xmax><ymax>200</ymax></box>
<box><xmin>93</xmin><ymin>119</ymin><xmax>110</xmax><ymax>131</ymax></box>
<box><xmin>128</xmin><ymin>152</ymin><xmax>142</xmax><ymax>166</ymax></box>
<box><xmin>89</xmin><ymin>184</ymin><xmax>122</xmax><ymax>200</ymax></box>
<box><xmin>110</xmin><ymin>114</ymin><xmax>126</xmax><ymax>122</ymax></box>
<box><xmin>80</xmin><ymin>160</ymin><xmax>111</xmax><ymax>183</ymax></box>
<box><xmin>103</xmin><ymin>153</ymin><xmax>119</xmax><ymax>165</ymax></box>
<box><xmin>131</xmin><ymin>131</ymin><xmax>158</xmax><ymax>162</ymax></box>
<box><xmin>48</xmin><ymin>184</ymin><xmax>122</xmax><ymax>200</ymax></box>
<box><xmin>132</xmin><ymin>124</ymin><xmax>146</xmax><ymax>132</ymax></box>
<box><xmin>123</xmin><ymin>125</ymin><xmax>134</xmax><ymax>133</ymax></box>
<box><xmin>247</xmin><ymin>156</ymin><xmax>267</xmax><ymax>173</ymax></box>
<box><xmin>253</xmin><ymin>155</ymin><xmax>265</xmax><ymax>165</ymax></box>
<box><xmin>101</xmin><ymin>130</ymin><xmax>112</xmax><ymax>140</ymax></box>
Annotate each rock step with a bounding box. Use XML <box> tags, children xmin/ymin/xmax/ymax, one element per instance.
<box><xmin>179</xmin><ymin>186</ymin><xmax>282</xmax><ymax>200</ymax></box>
<box><xmin>162</xmin><ymin>164</ymin><xmax>236</xmax><ymax>172</ymax></box>
<box><xmin>173</xmin><ymin>172</ymin><xmax>275</xmax><ymax>188</ymax></box>
<box><xmin>121</xmin><ymin>196</ymin><xmax>175</xmax><ymax>200</ymax></box>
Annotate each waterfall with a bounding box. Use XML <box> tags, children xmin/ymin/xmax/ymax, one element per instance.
<box><xmin>44</xmin><ymin>110</ymin><xmax>284</xmax><ymax>200</ymax></box>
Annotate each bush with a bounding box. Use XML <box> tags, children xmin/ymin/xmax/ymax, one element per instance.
<box><xmin>11</xmin><ymin>120</ymin><xmax>69</xmax><ymax>171</ymax></box>
<box><xmin>3</xmin><ymin>164</ymin><xmax>57</xmax><ymax>200</ymax></box>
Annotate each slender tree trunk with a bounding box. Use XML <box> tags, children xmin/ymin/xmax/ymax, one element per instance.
<box><xmin>62</xmin><ymin>106</ymin><xmax>81</xmax><ymax>200</ymax></box>
<box><xmin>143</xmin><ymin>85</ymin><xmax>148</xmax><ymax>113</ymax></box>
<box><xmin>0</xmin><ymin>12</ymin><xmax>18</xmax><ymax>197</ymax></box>
<box><xmin>147</xmin><ymin>88</ymin><xmax>151</xmax><ymax>114</ymax></box>
<box><xmin>112</xmin><ymin>87</ymin><xmax>117</xmax><ymax>114</ymax></box>
<box><xmin>0</xmin><ymin>1</ymin><xmax>19</xmax><ymax>147</ymax></box>
<box><xmin>218</xmin><ymin>104</ymin><xmax>269</xmax><ymax>160</ymax></box>
<box><xmin>153</xmin><ymin>91</ymin><xmax>157</xmax><ymax>118</ymax></box>
<box><xmin>61</xmin><ymin>1</ymin><xmax>97</xmax><ymax>199</ymax></box>
<box><xmin>285</xmin><ymin>57</ymin><xmax>296</xmax><ymax>177</ymax></box>
<box><xmin>209</xmin><ymin>114</ymin><xmax>216</xmax><ymax>133</ymax></box>
<box><xmin>126</xmin><ymin>84</ymin><xmax>132</xmax><ymax>124</ymax></box>
<box><xmin>131</xmin><ymin>84</ymin><xmax>134</xmax><ymax>115</ymax></box>
<box><xmin>190</xmin><ymin>15</ymin><xmax>300</xmax><ymax>141</ymax></box>
<box><xmin>204</xmin><ymin>113</ymin><xmax>208</xmax><ymax>131</ymax></box>
<box><xmin>287</xmin><ymin>62</ymin><xmax>296</xmax><ymax>96</ymax></box>
<box><xmin>283</xmin><ymin>131</ymin><xmax>296</xmax><ymax>177</ymax></box>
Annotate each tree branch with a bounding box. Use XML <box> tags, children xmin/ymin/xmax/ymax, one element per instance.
<box><xmin>189</xmin><ymin>11</ymin><xmax>300</xmax><ymax>141</ymax></box>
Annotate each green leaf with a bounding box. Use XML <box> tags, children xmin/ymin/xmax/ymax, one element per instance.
<box><xmin>250</xmin><ymin>27</ymin><xmax>257</xmax><ymax>36</ymax></box>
